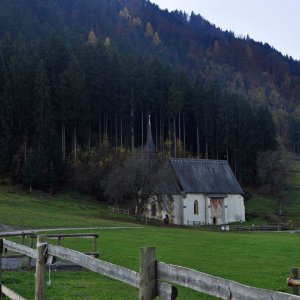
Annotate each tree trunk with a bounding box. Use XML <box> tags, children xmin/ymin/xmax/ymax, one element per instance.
<box><xmin>73</xmin><ymin>126</ymin><xmax>77</xmax><ymax>162</ymax></box>
<box><xmin>161</xmin><ymin>116</ymin><xmax>164</xmax><ymax>154</ymax></box>
<box><xmin>197</xmin><ymin>123</ymin><xmax>200</xmax><ymax>158</ymax></box>
<box><xmin>88</xmin><ymin>124</ymin><xmax>91</xmax><ymax>150</ymax></box>
<box><xmin>39</xmin><ymin>60</ymin><xmax>45</xmax><ymax>150</ymax></box>
<box><xmin>159</xmin><ymin>107</ymin><xmax>164</xmax><ymax>154</ymax></box>
<box><xmin>98</xmin><ymin>111</ymin><xmax>102</xmax><ymax>147</ymax></box>
<box><xmin>173</xmin><ymin>116</ymin><xmax>176</xmax><ymax>157</ymax></box>
<box><xmin>131</xmin><ymin>101</ymin><xmax>134</xmax><ymax>152</ymax></box>
<box><xmin>155</xmin><ymin>112</ymin><xmax>158</xmax><ymax>151</ymax></box>
<box><xmin>24</xmin><ymin>138</ymin><xmax>27</xmax><ymax>162</ymax></box>
<box><xmin>105</xmin><ymin>111</ymin><xmax>108</xmax><ymax>139</ymax></box>
<box><xmin>62</xmin><ymin>123</ymin><xmax>65</xmax><ymax>162</ymax></box>
<box><xmin>226</xmin><ymin>110</ymin><xmax>229</xmax><ymax>160</ymax></box>
<box><xmin>115</xmin><ymin>108</ymin><xmax>118</xmax><ymax>153</ymax></box>
<box><xmin>215</xmin><ymin>127</ymin><xmax>219</xmax><ymax>160</ymax></box>
<box><xmin>120</xmin><ymin>113</ymin><xmax>123</xmax><ymax>148</ymax></box>
<box><xmin>205</xmin><ymin>104</ymin><xmax>208</xmax><ymax>159</ymax></box>
<box><xmin>178</xmin><ymin>112</ymin><xmax>181</xmax><ymax>142</ymax></box>
<box><xmin>141</xmin><ymin>106</ymin><xmax>144</xmax><ymax>149</ymax></box>
<box><xmin>278</xmin><ymin>195</ymin><xmax>283</xmax><ymax>216</ymax></box>
<box><xmin>183</xmin><ymin>113</ymin><xmax>186</xmax><ymax>155</ymax></box>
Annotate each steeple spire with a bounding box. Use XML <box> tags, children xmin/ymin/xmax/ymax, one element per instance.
<box><xmin>144</xmin><ymin>114</ymin><xmax>156</xmax><ymax>152</ymax></box>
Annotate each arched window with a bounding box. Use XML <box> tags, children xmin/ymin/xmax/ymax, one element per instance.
<box><xmin>194</xmin><ymin>200</ymin><xmax>199</xmax><ymax>215</ymax></box>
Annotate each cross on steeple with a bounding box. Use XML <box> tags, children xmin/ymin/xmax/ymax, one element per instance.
<box><xmin>144</xmin><ymin>114</ymin><xmax>156</xmax><ymax>153</ymax></box>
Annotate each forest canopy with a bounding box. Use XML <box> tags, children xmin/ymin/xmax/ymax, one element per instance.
<box><xmin>0</xmin><ymin>34</ymin><xmax>277</xmax><ymax>193</ymax></box>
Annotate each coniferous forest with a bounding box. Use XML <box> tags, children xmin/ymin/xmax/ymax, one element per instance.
<box><xmin>0</xmin><ymin>0</ymin><xmax>290</xmax><ymax>193</ymax></box>
<box><xmin>0</xmin><ymin>33</ymin><xmax>277</xmax><ymax>191</ymax></box>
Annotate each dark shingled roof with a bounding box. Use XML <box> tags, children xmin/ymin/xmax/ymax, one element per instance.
<box><xmin>170</xmin><ymin>158</ymin><xmax>243</xmax><ymax>194</ymax></box>
<box><xmin>160</xmin><ymin>174</ymin><xmax>181</xmax><ymax>195</ymax></box>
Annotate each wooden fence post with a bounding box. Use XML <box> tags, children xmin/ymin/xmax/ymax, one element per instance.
<box><xmin>20</xmin><ymin>233</ymin><xmax>25</xmax><ymax>245</ymax></box>
<box><xmin>27</xmin><ymin>236</ymin><xmax>34</xmax><ymax>268</ymax></box>
<box><xmin>139</xmin><ymin>247</ymin><xmax>156</xmax><ymax>300</ymax></box>
<box><xmin>291</xmin><ymin>267</ymin><xmax>299</xmax><ymax>295</ymax></box>
<box><xmin>35</xmin><ymin>236</ymin><xmax>47</xmax><ymax>300</ymax></box>
<box><xmin>93</xmin><ymin>235</ymin><xmax>99</xmax><ymax>258</ymax></box>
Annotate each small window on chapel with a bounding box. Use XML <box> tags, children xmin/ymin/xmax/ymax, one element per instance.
<box><xmin>194</xmin><ymin>200</ymin><xmax>199</xmax><ymax>215</ymax></box>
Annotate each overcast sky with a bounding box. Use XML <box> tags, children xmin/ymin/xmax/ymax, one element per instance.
<box><xmin>150</xmin><ymin>0</ymin><xmax>300</xmax><ymax>61</ymax></box>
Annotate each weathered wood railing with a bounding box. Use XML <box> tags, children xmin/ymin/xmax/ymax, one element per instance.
<box><xmin>187</xmin><ymin>223</ymin><xmax>292</xmax><ymax>231</ymax></box>
<box><xmin>0</xmin><ymin>232</ymin><xmax>99</xmax><ymax>258</ymax></box>
<box><xmin>0</xmin><ymin>237</ymin><xmax>177</xmax><ymax>300</ymax></box>
<box><xmin>0</xmin><ymin>284</ymin><xmax>27</xmax><ymax>300</ymax></box>
<box><xmin>111</xmin><ymin>207</ymin><xmax>130</xmax><ymax>215</ymax></box>
<box><xmin>1</xmin><ymin>237</ymin><xmax>300</xmax><ymax>300</ymax></box>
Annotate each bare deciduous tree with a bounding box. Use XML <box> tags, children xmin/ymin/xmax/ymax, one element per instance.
<box><xmin>103</xmin><ymin>151</ymin><xmax>170</xmax><ymax>220</ymax></box>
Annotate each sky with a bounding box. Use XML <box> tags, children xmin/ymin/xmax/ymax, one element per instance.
<box><xmin>150</xmin><ymin>0</ymin><xmax>300</xmax><ymax>61</ymax></box>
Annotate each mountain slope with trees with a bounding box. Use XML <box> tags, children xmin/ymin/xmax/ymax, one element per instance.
<box><xmin>1</xmin><ymin>0</ymin><xmax>300</xmax><ymax>144</ymax></box>
<box><xmin>0</xmin><ymin>0</ymin><xmax>288</xmax><ymax>194</ymax></box>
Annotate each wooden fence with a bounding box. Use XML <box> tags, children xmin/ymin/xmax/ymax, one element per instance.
<box><xmin>0</xmin><ymin>236</ymin><xmax>300</xmax><ymax>300</ymax></box>
<box><xmin>187</xmin><ymin>222</ymin><xmax>292</xmax><ymax>231</ymax></box>
<box><xmin>111</xmin><ymin>207</ymin><xmax>130</xmax><ymax>215</ymax></box>
<box><xmin>0</xmin><ymin>232</ymin><xmax>99</xmax><ymax>259</ymax></box>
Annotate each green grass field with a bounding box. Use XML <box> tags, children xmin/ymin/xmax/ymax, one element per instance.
<box><xmin>0</xmin><ymin>187</ymin><xmax>137</xmax><ymax>229</ymax></box>
<box><xmin>2</xmin><ymin>228</ymin><xmax>300</xmax><ymax>299</ymax></box>
<box><xmin>1</xmin><ymin>159</ymin><xmax>300</xmax><ymax>299</ymax></box>
<box><xmin>245</xmin><ymin>159</ymin><xmax>300</xmax><ymax>226</ymax></box>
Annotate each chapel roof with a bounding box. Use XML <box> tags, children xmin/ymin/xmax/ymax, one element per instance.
<box><xmin>170</xmin><ymin>158</ymin><xmax>243</xmax><ymax>195</ymax></box>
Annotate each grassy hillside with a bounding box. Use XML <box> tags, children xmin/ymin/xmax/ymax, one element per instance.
<box><xmin>245</xmin><ymin>158</ymin><xmax>300</xmax><ymax>228</ymax></box>
<box><xmin>1</xmin><ymin>186</ymin><xmax>300</xmax><ymax>299</ymax></box>
<box><xmin>282</xmin><ymin>159</ymin><xmax>300</xmax><ymax>220</ymax></box>
<box><xmin>245</xmin><ymin>159</ymin><xmax>300</xmax><ymax>226</ymax></box>
<box><xmin>0</xmin><ymin>187</ymin><xmax>137</xmax><ymax>229</ymax></box>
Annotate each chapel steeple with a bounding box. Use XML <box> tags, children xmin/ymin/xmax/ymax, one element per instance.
<box><xmin>144</xmin><ymin>114</ymin><xmax>156</xmax><ymax>153</ymax></box>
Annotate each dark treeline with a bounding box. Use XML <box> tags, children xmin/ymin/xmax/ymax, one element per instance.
<box><xmin>0</xmin><ymin>0</ymin><xmax>299</xmax><ymax>151</ymax></box>
<box><xmin>0</xmin><ymin>34</ymin><xmax>277</xmax><ymax>193</ymax></box>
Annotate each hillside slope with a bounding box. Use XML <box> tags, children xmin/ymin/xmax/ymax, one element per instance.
<box><xmin>1</xmin><ymin>0</ymin><xmax>300</xmax><ymax>142</ymax></box>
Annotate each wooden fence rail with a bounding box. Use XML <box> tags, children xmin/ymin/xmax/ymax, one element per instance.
<box><xmin>48</xmin><ymin>244</ymin><xmax>140</xmax><ymax>287</ymax></box>
<box><xmin>47</xmin><ymin>244</ymin><xmax>177</xmax><ymax>299</ymax></box>
<box><xmin>1</xmin><ymin>233</ymin><xmax>99</xmax><ymax>258</ymax></box>
<box><xmin>1</xmin><ymin>237</ymin><xmax>300</xmax><ymax>299</ymax></box>
<box><xmin>111</xmin><ymin>207</ymin><xmax>130</xmax><ymax>215</ymax></box>
<box><xmin>0</xmin><ymin>284</ymin><xmax>27</xmax><ymax>300</ymax></box>
<box><xmin>3</xmin><ymin>239</ymin><xmax>37</xmax><ymax>258</ymax></box>
<box><xmin>157</xmin><ymin>262</ymin><xmax>300</xmax><ymax>300</ymax></box>
<box><xmin>0</xmin><ymin>238</ymin><xmax>177</xmax><ymax>300</ymax></box>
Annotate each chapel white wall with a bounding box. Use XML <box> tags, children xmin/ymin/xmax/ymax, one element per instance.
<box><xmin>172</xmin><ymin>193</ymin><xmax>245</xmax><ymax>225</ymax></box>
<box><xmin>225</xmin><ymin>194</ymin><xmax>245</xmax><ymax>223</ymax></box>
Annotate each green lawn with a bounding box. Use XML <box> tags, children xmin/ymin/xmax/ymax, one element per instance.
<box><xmin>245</xmin><ymin>194</ymin><xmax>277</xmax><ymax>218</ymax></box>
<box><xmin>1</xmin><ymin>180</ymin><xmax>300</xmax><ymax>299</ymax></box>
<box><xmin>245</xmin><ymin>159</ymin><xmax>300</xmax><ymax>226</ymax></box>
<box><xmin>0</xmin><ymin>187</ymin><xmax>137</xmax><ymax>229</ymax></box>
<box><xmin>2</xmin><ymin>228</ymin><xmax>300</xmax><ymax>299</ymax></box>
